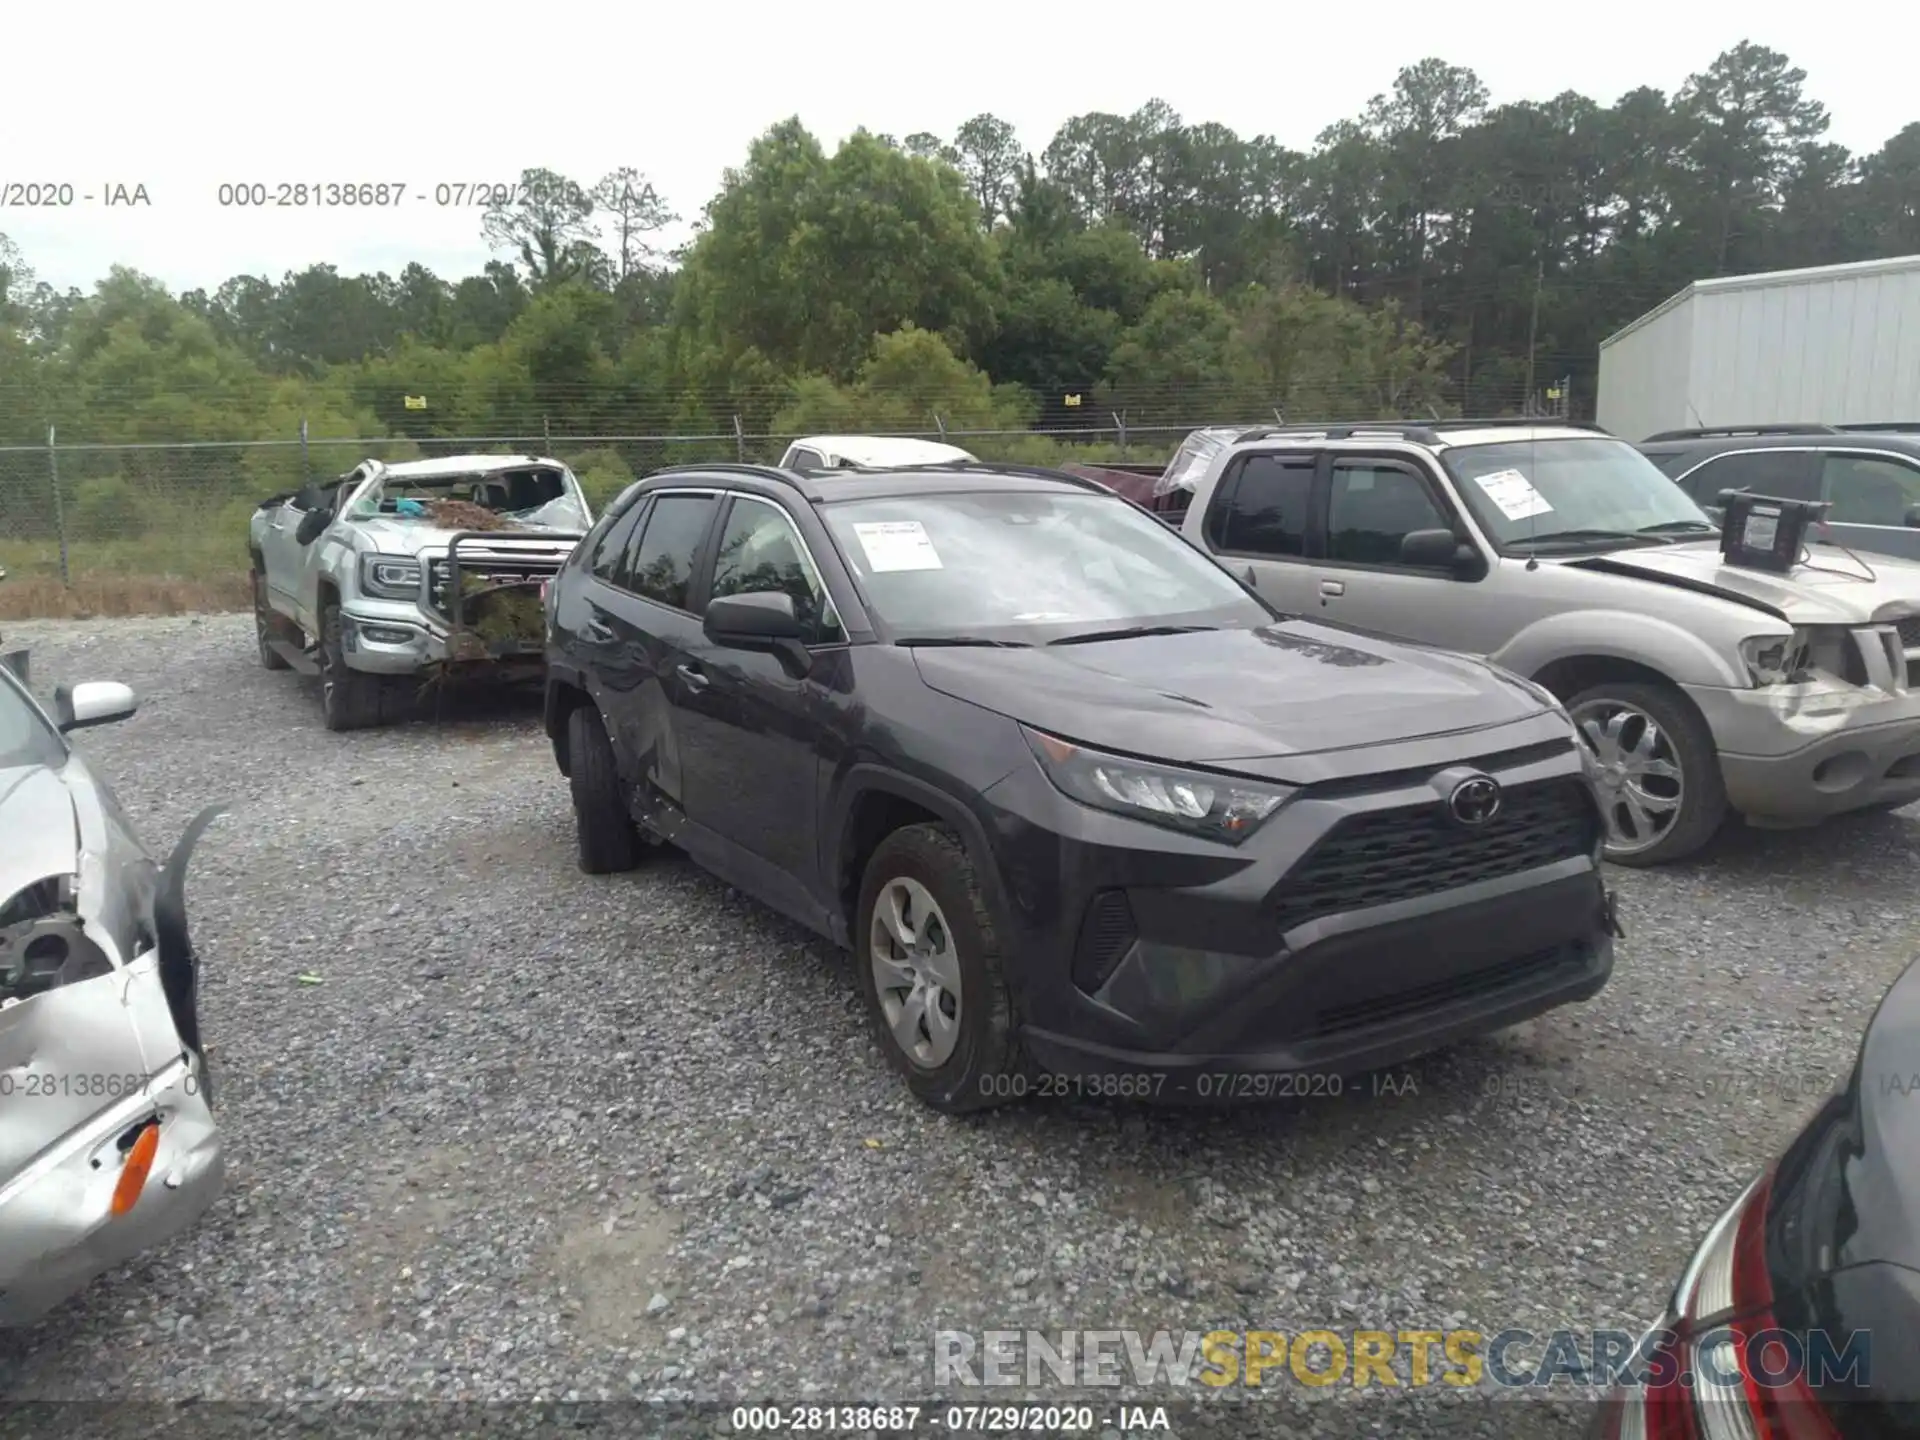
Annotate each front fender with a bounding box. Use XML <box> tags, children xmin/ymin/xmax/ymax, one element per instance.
<box><xmin>1491</xmin><ymin>609</ymin><xmax>1752</xmax><ymax>689</ymax></box>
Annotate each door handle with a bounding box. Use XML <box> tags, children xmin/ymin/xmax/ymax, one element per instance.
<box><xmin>676</xmin><ymin>663</ymin><xmax>709</xmax><ymax>692</ymax></box>
<box><xmin>1319</xmin><ymin>579</ymin><xmax>1345</xmax><ymax>597</ymax></box>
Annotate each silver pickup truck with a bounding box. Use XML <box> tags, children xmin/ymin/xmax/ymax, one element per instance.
<box><xmin>248</xmin><ymin>454</ymin><xmax>592</xmax><ymax>730</ymax></box>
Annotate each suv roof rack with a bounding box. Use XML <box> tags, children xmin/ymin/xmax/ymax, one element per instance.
<box><xmin>650</xmin><ymin>461</ymin><xmax>802</xmax><ymax>487</ymax></box>
<box><xmin>1642</xmin><ymin>423</ymin><xmax>1841</xmax><ymax>442</ymax></box>
<box><xmin>1835</xmin><ymin>422</ymin><xmax>1920</xmax><ymax>433</ymax></box>
<box><xmin>877</xmin><ymin>459</ymin><xmax>1111</xmax><ymax>493</ymax></box>
<box><xmin>646</xmin><ymin>458</ymin><xmax>1112</xmax><ymax>497</ymax></box>
<box><xmin>1235</xmin><ymin>417</ymin><xmax>1609</xmax><ymax>446</ymax></box>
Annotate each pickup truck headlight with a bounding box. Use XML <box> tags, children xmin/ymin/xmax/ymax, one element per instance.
<box><xmin>1021</xmin><ymin>725</ymin><xmax>1291</xmax><ymax>843</ymax></box>
<box><xmin>358</xmin><ymin>555</ymin><xmax>422</xmax><ymax>600</ymax></box>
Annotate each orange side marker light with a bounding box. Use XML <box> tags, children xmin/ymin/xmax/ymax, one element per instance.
<box><xmin>110</xmin><ymin>1122</ymin><xmax>161</xmax><ymax>1217</ymax></box>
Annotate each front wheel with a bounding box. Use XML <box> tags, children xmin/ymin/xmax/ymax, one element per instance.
<box><xmin>567</xmin><ymin>704</ymin><xmax>645</xmax><ymax>873</ymax></box>
<box><xmin>1566</xmin><ymin>680</ymin><xmax>1726</xmax><ymax>866</ymax></box>
<box><xmin>319</xmin><ymin>604</ymin><xmax>401</xmax><ymax>731</ymax></box>
<box><xmin>855</xmin><ymin>824</ymin><xmax>1029</xmax><ymax>1113</ymax></box>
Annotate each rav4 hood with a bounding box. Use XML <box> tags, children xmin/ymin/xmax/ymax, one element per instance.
<box><xmin>911</xmin><ymin>621</ymin><xmax>1552</xmax><ymax>767</ymax></box>
<box><xmin>1566</xmin><ymin>541</ymin><xmax>1920</xmax><ymax>626</ymax></box>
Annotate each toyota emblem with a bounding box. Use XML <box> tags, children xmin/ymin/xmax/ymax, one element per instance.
<box><xmin>1447</xmin><ymin>775</ymin><xmax>1502</xmax><ymax>827</ymax></box>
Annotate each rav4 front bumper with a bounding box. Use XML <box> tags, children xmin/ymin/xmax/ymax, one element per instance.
<box><xmin>981</xmin><ymin>737</ymin><xmax>1619</xmax><ymax>1099</ymax></box>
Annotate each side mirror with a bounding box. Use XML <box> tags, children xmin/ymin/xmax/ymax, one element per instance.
<box><xmin>295</xmin><ymin>508</ymin><xmax>331</xmax><ymax>546</ymax></box>
<box><xmin>1903</xmin><ymin>505</ymin><xmax>1920</xmax><ymax>529</ymax></box>
<box><xmin>704</xmin><ymin>591</ymin><xmax>812</xmax><ymax>678</ymax></box>
<box><xmin>1401</xmin><ymin>528</ymin><xmax>1480</xmax><ymax>575</ymax></box>
<box><xmin>704</xmin><ymin>591</ymin><xmax>803</xmax><ymax>645</ymax></box>
<box><xmin>55</xmin><ymin>681</ymin><xmax>138</xmax><ymax>733</ymax></box>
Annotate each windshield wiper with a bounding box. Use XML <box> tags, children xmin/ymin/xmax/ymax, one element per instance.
<box><xmin>1635</xmin><ymin>520</ymin><xmax>1719</xmax><ymax>535</ymax></box>
<box><xmin>1048</xmin><ymin>624</ymin><xmax>1217</xmax><ymax>646</ymax></box>
<box><xmin>894</xmin><ymin>636</ymin><xmax>1033</xmax><ymax>648</ymax></box>
<box><xmin>1507</xmin><ymin>528</ymin><xmax>1662</xmax><ymax>550</ymax></box>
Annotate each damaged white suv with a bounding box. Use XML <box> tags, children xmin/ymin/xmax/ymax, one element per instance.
<box><xmin>0</xmin><ymin>661</ymin><xmax>223</xmax><ymax>1324</ymax></box>
<box><xmin>249</xmin><ymin>454</ymin><xmax>593</xmax><ymax>730</ymax></box>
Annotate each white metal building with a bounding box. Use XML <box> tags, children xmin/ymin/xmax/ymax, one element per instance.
<box><xmin>1596</xmin><ymin>254</ymin><xmax>1920</xmax><ymax>442</ymax></box>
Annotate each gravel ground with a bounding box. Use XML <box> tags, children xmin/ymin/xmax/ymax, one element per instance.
<box><xmin>4</xmin><ymin>612</ymin><xmax>1917</xmax><ymax>1438</ymax></box>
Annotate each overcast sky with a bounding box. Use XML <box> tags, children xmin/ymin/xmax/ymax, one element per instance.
<box><xmin>5</xmin><ymin>1</ymin><xmax>1910</xmax><ymax>298</ymax></box>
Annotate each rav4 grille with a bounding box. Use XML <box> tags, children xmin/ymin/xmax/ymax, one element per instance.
<box><xmin>1270</xmin><ymin>778</ymin><xmax>1598</xmax><ymax>934</ymax></box>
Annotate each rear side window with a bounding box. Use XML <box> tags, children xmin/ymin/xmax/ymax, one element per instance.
<box><xmin>622</xmin><ymin>493</ymin><xmax>719</xmax><ymax>611</ymax></box>
<box><xmin>1682</xmin><ymin>449</ymin><xmax>1816</xmax><ymax>505</ymax></box>
<box><xmin>1212</xmin><ymin>455</ymin><xmax>1314</xmax><ymax>557</ymax></box>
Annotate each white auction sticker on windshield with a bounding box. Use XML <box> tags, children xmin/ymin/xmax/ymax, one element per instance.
<box><xmin>1473</xmin><ymin>468</ymin><xmax>1555</xmax><ymax>522</ymax></box>
<box><xmin>852</xmin><ymin>520</ymin><xmax>943</xmax><ymax>572</ymax></box>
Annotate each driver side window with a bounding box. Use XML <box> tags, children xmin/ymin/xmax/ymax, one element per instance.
<box><xmin>709</xmin><ymin>496</ymin><xmax>844</xmax><ymax>645</ymax></box>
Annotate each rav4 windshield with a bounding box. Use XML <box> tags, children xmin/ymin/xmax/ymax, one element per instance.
<box><xmin>820</xmin><ymin>490</ymin><xmax>1271</xmax><ymax>640</ymax></box>
<box><xmin>1443</xmin><ymin>438</ymin><xmax>1714</xmax><ymax>549</ymax></box>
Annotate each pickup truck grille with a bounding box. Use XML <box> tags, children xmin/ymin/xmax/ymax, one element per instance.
<box><xmin>425</xmin><ymin>554</ymin><xmax>566</xmax><ymax>617</ymax></box>
<box><xmin>1269</xmin><ymin>778</ymin><xmax>1598</xmax><ymax>934</ymax></box>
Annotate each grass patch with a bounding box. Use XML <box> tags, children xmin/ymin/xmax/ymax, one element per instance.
<box><xmin>0</xmin><ymin>524</ymin><xmax>251</xmax><ymax>619</ymax></box>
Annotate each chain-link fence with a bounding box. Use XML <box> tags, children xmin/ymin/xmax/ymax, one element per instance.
<box><xmin>0</xmin><ymin>384</ymin><xmax>1562</xmax><ymax>618</ymax></box>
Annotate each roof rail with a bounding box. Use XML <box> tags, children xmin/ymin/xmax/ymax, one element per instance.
<box><xmin>648</xmin><ymin>460</ymin><xmax>802</xmax><ymax>487</ymax></box>
<box><xmin>1835</xmin><ymin>422</ymin><xmax>1920</xmax><ymax>434</ymax></box>
<box><xmin>1641</xmin><ymin>423</ymin><xmax>1841</xmax><ymax>442</ymax></box>
<box><xmin>643</xmin><ymin>457</ymin><xmax>1114</xmax><ymax>497</ymax></box>
<box><xmin>1235</xmin><ymin>417</ymin><xmax>1608</xmax><ymax>446</ymax></box>
<box><xmin>877</xmin><ymin>459</ymin><xmax>1112</xmax><ymax>494</ymax></box>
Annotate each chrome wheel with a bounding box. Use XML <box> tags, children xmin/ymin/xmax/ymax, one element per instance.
<box><xmin>868</xmin><ymin>876</ymin><xmax>962</xmax><ymax>1068</ymax></box>
<box><xmin>1571</xmin><ymin>697</ymin><xmax>1684</xmax><ymax>855</ymax></box>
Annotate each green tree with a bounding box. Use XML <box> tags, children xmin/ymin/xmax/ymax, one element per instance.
<box><xmin>678</xmin><ymin>121</ymin><xmax>998</xmax><ymax>381</ymax></box>
<box><xmin>481</xmin><ymin>168</ymin><xmax>606</xmax><ymax>287</ymax></box>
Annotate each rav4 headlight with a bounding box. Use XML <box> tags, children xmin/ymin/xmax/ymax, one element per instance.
<box><xmin>1021</xmin><ymin>726</ymin><xmax>1291</xmax><ymax>843</ymax></box>
<box><xmin>359</xmin><ymin>555</ymin><xmax>422</xmax><ymax>600</ymax></box>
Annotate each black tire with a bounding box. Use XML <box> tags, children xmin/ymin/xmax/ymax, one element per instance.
<box><xmin>567</xmin><ymin>703</ymin><xmax>643</xmax><ymax>873</ymax></box>
<box><xmin>855</xmin><ymin>823</ymin><xmax>1029</xmax><ymax>1113</ymax></box>
<box><xmin>319</xmin><ymin>602</ymin><xmax>400</xmax><ymax>731</ymax></box>
<box><xmin>1566</xmin><ymin>679</ymin><xmax>1726</xmax><ymax>867</ymax></box>
<box><xmin>252</xmin><ymin>567</ymin><xmax>291</xmax><ymax>671</ymax></box>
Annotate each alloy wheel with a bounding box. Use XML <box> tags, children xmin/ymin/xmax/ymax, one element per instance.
<box><xmin>868</xmin><ymin>876</ymin><xmax>963</xmax><ymax>1068</ymax></box>
<box><xmin>1571</xmin><ymin>697</ymin><xmax>1685</xmax><ymax>855</ymax></box>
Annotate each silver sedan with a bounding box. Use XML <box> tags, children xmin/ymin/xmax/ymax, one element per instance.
<box><xmin>0</xmin><ymin>654</ymin><xmax>224</xmax><ymax>1325</ymax></box>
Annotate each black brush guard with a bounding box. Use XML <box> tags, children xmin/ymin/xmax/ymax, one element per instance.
<box><xmin>437</xmin><ymin>529</ymin><xmax>584</xmax><ymax>665</ymax></box>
